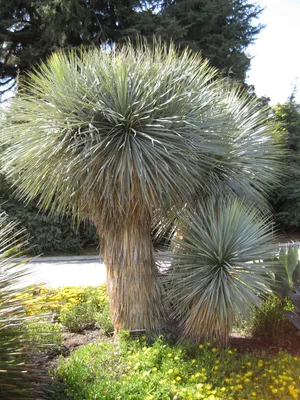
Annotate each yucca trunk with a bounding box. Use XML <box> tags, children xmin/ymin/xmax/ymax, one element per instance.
<box><xmin>100</xmin><ymin>214</ymin><xmax>164</xmax><ymax>337</ymax></box>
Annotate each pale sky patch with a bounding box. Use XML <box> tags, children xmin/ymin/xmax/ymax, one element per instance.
<box><xmin>246</xmin><ymin>0</ymin><xmax>300</xmax><ymax>104</ymax></box>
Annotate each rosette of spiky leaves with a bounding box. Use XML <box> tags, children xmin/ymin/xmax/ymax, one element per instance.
<box><xmin>2</xmin><ymin>42</ymin><xmax>220</xmax><ymax>225</ymax></box>
<box><xmin>0</xmin><ymin>213</ymin><xmax>46</xmax><ymax>399</ymax></box>
<box><xmin>165</xmin><ymin>197</ymin><xmax>280</xmax><ymax>347</ymax></box>
<box><xmin>190</xmin><ymin>82</ymin><xmax>281</xmax><ymax>208</ymax></box>
<box><xmin>2</xmin><ymin>41</ymin><xmax>280</xmax><ymax>226</ymax></box>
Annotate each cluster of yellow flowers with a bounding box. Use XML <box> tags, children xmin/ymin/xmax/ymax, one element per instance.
<box><xmin>14</xmin><ymin>285</ymin><xmax>107</xmax><ymax>315</ymax></box>
<box><xmin>118</xmin><ymin>341</ymin><xmax>300</xmax><ymax>400</ymax></box>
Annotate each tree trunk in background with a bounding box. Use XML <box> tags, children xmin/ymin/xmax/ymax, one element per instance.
<box><xmin>100</xmin><ymin>215</ymin><xmax>164</xmax><ymax>337</ymax></box>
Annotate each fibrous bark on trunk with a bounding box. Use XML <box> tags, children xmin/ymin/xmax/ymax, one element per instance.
<box><xmin>100</xmin><ymin>211</ymin><xmax>164</xmax><ymax>337</ymax></box>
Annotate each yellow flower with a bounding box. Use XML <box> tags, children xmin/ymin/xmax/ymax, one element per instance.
<box><xmin>199</xmin><ymin>345</ymin><xmax>204</xmax><ymax>349</ymax></box>
<box><xmin>212</xmin><ymin>348</ymin><xmax>217</xmax><ymax>353</ymax></box>
<box><xmin>176</xmin><ymin>376</ymin><xmax>181</xmax><ymax>381</ymax></box>
<box><xmin>257</xmin><ymin>360</ymin><xmax>264</xmax><ymax>367</ymax></box>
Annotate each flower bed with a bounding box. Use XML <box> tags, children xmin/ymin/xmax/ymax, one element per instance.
<box><xmin>56</xmin><ymin>337</ymin><xmax>300</xmax><ymax>400</ymax></box>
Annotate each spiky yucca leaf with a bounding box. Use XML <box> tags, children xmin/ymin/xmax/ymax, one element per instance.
<box><xmin>166</xmin><ymin>198</ymin><xmax>280</xmax><ymax>347</ymax></box>
<box><xmin>0</xmin><ymin>213</ymin><xmax>45</xmax><ymax>399</ymax></box>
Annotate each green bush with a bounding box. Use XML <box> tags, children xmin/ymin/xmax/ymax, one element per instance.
<box><xmin>0</xmin><ymin>173</ymin><xmax>98</xmax><ymax>255</ymax></box>
<box><xmin>56</xmin><ymin>337</ymin><xmax>300</xmax><ymax>400</ymax></box>
<box><xmin>251</xmin><ymin>296</ymin><xmax>298</xmax><ymax>345</ymax></box>
<box><xmin>59</xmin><ymin>286</ymin><xmax>113</xmax><ymax>334</ymax></box>
<box><xmin>60</xmin><ymin>303</ymin><xmax>97</xmax><ymax>333</ymax></box>
<box><xmin>95</xmin><ymin>305</ymin><xmax>114</xmax><ymax>334</ymax></box>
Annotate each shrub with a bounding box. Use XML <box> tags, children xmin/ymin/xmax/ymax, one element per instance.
<box><xmin>251</xmin><ymin>296</ymin><xmax>298</xmax><ymax>345</ymax></box>
<box><xmin>95</xmin><ymin>304</ymin><xmax>114</xmax><ymax>334</ymax></box>
<box><xmin>17</xmin><ymin>285</ymin><xmax>113</xmax><ymax>334</ymax></box>
<box><xmin>59</xmin><ymin>286</ymin><xmax>113</xmax><ymax>333</ymax></box>
<box><xmin>60</xmin><ymin>303</ymin><xmax>97</xmax><ymax>333</ymax></box>
<box><xmin>16</xmin><ymin>285</ymin><xmax>108</xmax><ymax>315</ymax></box>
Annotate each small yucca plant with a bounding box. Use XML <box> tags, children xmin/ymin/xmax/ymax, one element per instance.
<box><xmin>165</xmin><ymin>197</ymin><xmax>280</xmax><ymax>347</ymax></box>
<box><xmin>0</xmin><ymin>213</ymin><xmax>46</xmax><ymax>399</ymax></box>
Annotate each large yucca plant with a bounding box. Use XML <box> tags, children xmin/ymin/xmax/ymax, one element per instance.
<box><xmin>165</xmin><ymin>198</ymin><xmax>280</xmax><ymax>347</ymax></box>
<box><xmin>2</xmin><ymin>41</ymin><xmax>279</xmax><ymax>336</ymax></box>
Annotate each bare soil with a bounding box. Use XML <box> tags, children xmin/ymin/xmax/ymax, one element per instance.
<box><xmin>57</xmin><ymin>329</ymin><xmax>300</xmax><ymax>356</ymax></box>
<box><xmin>62</xmin><ymin>328</ymin><xmax>111</xmax><ymax>350</ymax></box>
<box><xmin>229</xmin><ymin>333</ymin><xmax>300</xmax><ymax>355</ymax></box>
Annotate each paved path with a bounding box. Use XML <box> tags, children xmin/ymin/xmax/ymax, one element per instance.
<box><xmin>9</xmin><ymin>243</ymin><xmax>300</xmax><ymax>288</ymax></box>
<box><xmin>20</xmin><ymin>257</ymin><xmax>106</xmax><ymax>287</ymax></box>
<box><xmin>15</xmin><ymin>254</ymin><xmax>171</xmax><ymax>288</ymax></box>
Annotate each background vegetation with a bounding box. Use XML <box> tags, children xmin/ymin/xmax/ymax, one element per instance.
<box><xmin>0</xmin><ymin>0</ymin><xmax>262</xmax><ymax>97</ymax></box>
<box><xmin>271</xmin><ymin>95</ymin><xmax>300</xmax><ymax>231</ymax></box>
<box><xmin>0</xmin><ymin>173</ymin><xmax>98</xmax><ymax>255</ymax></box>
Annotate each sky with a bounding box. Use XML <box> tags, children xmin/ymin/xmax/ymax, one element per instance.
<box><xmin>246</xmin><ymin>0</ymin><xmax>300</xmax><ymax>104</ymax></box>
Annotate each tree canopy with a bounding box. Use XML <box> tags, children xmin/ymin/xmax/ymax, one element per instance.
<box><xmin>272</xmin><ymin>95</ymin><xmax>300</xmax><ymax>230</ymax></box>
<box><xmin>0</xmin><ymin>0</ymin><xmax>263</xmax><ymax>100</ymax></box>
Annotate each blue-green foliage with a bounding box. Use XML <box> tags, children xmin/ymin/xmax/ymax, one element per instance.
<box><xmin>273</xmin><ymin>246</ymin><xmax>300</xmax><ymax>298</ymax></box>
